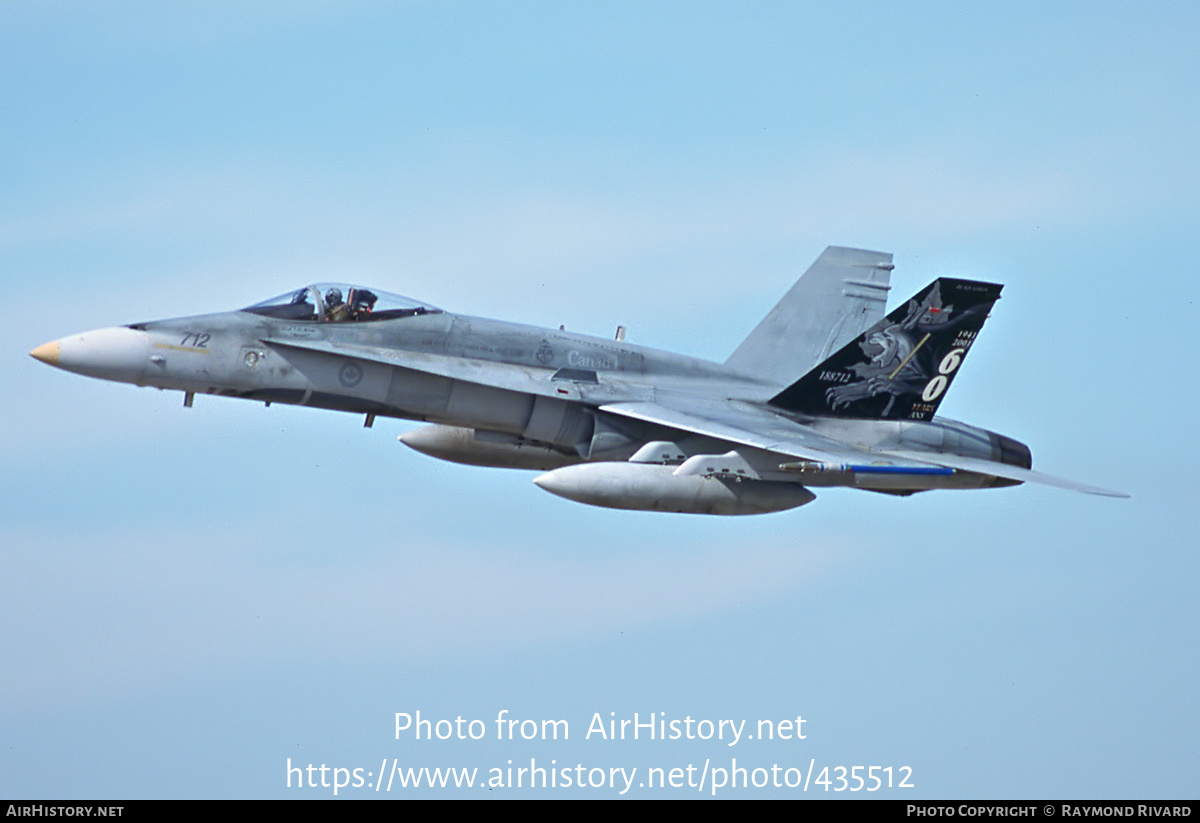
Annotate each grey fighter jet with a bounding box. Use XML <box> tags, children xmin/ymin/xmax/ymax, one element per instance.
<box><xmin>30</xmin><ymin>246</ymin><xmax>1126</xmax><ymax>514</ymax></box>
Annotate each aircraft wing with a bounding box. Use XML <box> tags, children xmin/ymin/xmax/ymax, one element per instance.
<box><xmin>602</xmin><ymin>398</ymin><xmax>886</xmax><ymax>465</ymax></box>
<box><xmin>264</xmin><ymin>337</ymin><xmax>1126</xmax><ymax>498</ymax></box>
<box><xmin>601</xmin><ymin>398</ymin><xmax>1128</xmax><ymax>497</ymax></box>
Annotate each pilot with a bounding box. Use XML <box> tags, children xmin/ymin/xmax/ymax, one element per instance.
<box><xmin>325</xmin><ymin>287</ymin><xmax>353</xmax><ymax>322</ymax></box>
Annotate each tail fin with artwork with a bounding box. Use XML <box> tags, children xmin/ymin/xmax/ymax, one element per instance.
<box><xmin>768</xmin><ymin>278</ymin><xmax>1002</xmax><ymax>421</ymax></box>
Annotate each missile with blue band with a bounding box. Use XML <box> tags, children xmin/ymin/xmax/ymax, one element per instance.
<box><xmin>779</xmin><ymin>461</ymin><xmax>956</xmax><ymax>476</ymax></box>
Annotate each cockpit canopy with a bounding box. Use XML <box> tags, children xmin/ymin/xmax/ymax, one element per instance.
<box><xmin>242</xmin><ymin>284</ymin><xmax>442</xmax><ymax>323</ymax></box>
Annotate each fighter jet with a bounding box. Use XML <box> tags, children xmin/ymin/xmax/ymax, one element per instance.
<box><xmin>30</xmin><ymin>246</ymin><xmax>1125</xmax><ymax>514</ymax></box>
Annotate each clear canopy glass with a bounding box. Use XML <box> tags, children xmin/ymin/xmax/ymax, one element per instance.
<box><xmin>243</xmin><ymin>284</ymin><xmax>442</xmax><ymax>323</ymax></box>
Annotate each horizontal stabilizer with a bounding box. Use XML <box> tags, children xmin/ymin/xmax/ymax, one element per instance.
<box><xmin>881</xmin><ymin>449</ymin><xmax>1129</xmax><ymax>498</ymax></box>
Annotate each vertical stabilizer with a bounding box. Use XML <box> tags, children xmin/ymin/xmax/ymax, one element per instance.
<box><xmin>724</xmin><ymin>246</ymin><xmax>893</xmax><ymax>386</ymax></box>
<box><xmin>769</xmin><ymin>278</ymin><xmax>1002</xmax><ymax>421</ymax></box>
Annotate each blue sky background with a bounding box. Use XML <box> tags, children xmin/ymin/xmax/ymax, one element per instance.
<box><xmin>2</xmin><ymin>1</ymin><xmax>1196</xmax><ymax>798</ymax></box>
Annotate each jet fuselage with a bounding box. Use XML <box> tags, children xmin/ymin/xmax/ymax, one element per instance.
<box><xmin>32</xmin><ymin>250</ymin><xmax>1123</xmax><ymax>513</ymax></box>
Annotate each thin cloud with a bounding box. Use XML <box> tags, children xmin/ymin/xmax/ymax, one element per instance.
<box><xmin>0</xmin><ymin>527</ymin><xmax>846</xmax><ymax>712</ymax></box>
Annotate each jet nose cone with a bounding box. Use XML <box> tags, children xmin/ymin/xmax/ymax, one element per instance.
<box><xmin>30</xmin><ymin>341</ymin><xmax>61</xmax><ymax>366</ymax></box>
<box><xmin>32</xmin><ymin>326</ymin><xmax>149</xmax><ymax>384</ymax></box>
